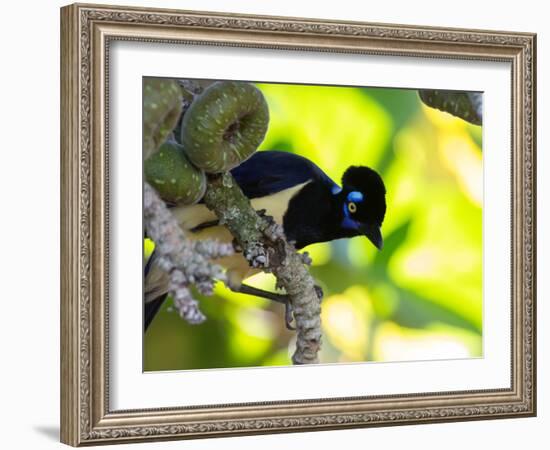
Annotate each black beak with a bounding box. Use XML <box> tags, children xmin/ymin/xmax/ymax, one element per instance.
<box><xmin>362</xmin><ymin>224</ymin><xmax>383</xmax><ymax>250</ymax></box>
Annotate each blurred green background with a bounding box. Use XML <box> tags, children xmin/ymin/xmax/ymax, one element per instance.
<box><xmin>144</xmin><ymin>82</ymin><xmax>483</xmax><ymax>371</ymax></box>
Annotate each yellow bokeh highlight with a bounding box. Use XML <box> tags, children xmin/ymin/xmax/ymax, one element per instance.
<box><xmin>440</xmin><ymin>133</ymin><xmax>482</xmax><ymax>206</ymax></box>
<box><xmin>347</xmin><ymin>237</ymin><xmax>377</xmax><ymax>267</ymax></box>
<box><xmin>144</xmin><ymin>83</ymin><xmax>484</xmax><ymax>371</ymax></box>
<box><xmin>257</xmin><ymin>83</ymin><xmax>392</xmax><ymax>181</ymax></box>
<box><xmin>226</xmin><ymin>307</ymin><xmax>278</xmax><ymax>363</ymax></box>
<box><xmin>143</xmin><ymin>237</ymin><xmax>155</xmax><ymax>260</ymax></box>
<box><xmin>373</xmin><ymin>321</ymin><xmax>481</xmax><ymax>361</ymax></box>
<box><xmin>384</xmin><ymin>103</ymin><xmax>482</xmax><ymax>331</ymax></box>
<box><xmin>322</xmin><ymin>287</ymin><xmax>373</xmax><ymax>361</ymax></box>
<box><xmin>421</xmin><ymin>103</ymin><xmax>468</xmax><ymax>130</ymax></box>
<box><xmin>303</xmin><ymin>242</ymin><xmax>332</xmax><ymax>266</ymax></box>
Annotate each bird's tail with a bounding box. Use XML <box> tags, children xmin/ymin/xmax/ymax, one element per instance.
<box><xmin>144</xmin><ymin>250</ymin><xmax>169</xmax><ymax>332</ymax></box>
<box><xmin>144</xmin><ymin>293</ymin><xmax>167</xmax><ymax>332</ymax></box>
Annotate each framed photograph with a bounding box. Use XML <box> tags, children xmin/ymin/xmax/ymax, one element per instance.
<box><xmin>60</xmin><ymin>3</ymin><xmax>536</xmax><ymax>446</ymax></box>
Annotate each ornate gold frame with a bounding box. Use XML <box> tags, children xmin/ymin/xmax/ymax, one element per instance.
<box><xmin>60</xmin><ymin>3</ymin><xmax>536</xmax><ymax>446</ymax></box>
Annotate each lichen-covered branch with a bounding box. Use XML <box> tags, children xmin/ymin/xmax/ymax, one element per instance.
<box><xmin>418</xmin><ymin>90</ymin><xmax>483</xmax><ymax>125</ymax></box>
<box><xmin>204</xmin><ymin>173</ymin><xmax>322</xmax><ymax>364</ymax></box>
<box><xmin>144</xmin><ymin>78</ymin><xmax>322</xmax><ymax>364</ymax></box>
<box><xmin>144</xmin><ymin>182</ymin><xmax>233</xmax><ymax>323</ymax></box>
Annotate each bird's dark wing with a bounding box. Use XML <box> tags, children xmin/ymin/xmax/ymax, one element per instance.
<box><xmin>144</xmin><ymin>250</ymin><xmax>168</xmax><ymax>332</ymax></box>
<box><xmin>144</xmin><ymin>293</ymin><xmax>167</xmax><ymax>332</ymax></box>
<box><xmin>230</xmin><ymin>150</ymin><xmax>340</xmax><ymax>199</ymax></box>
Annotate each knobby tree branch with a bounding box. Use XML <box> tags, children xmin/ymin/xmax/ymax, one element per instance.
<box><xmin>144</xmin><ymin>78</ymin><xmax>322</xmax><ymax>364</ymax></box>
<box><xmin>204</xmin><ymin>173</ymin><xmax>322</xmax><ymax>364</ymax></box>
<box><xmin>143</xmin><ymin>182</ymin><xmax>233</xmax><ymax>323</ymax></box>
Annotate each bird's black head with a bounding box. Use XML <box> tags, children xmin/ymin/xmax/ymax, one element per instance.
<box><xmin>339</xmin><ymin>166</ymin><xmax>387</xmax><ymax>250</ymax></box>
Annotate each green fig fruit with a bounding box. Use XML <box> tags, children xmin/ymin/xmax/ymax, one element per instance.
<box><xmin>418</xmin><ymin>90</ymin><xmax>482</xmax><ymax>125</ymax></box>
<box><xmin>180</xmin><ymin>81</ymin><xmax>269</xmax><ymax>173</ymax></box>
<box><xmin>145</xmin><ymin>141</ymin><xmax>206</xmax><ymax>204</ymax></box>
<box><xmin>143</xmin><ymin>78</ymin><xmax>183</xmax><ymax>159</ymax></box>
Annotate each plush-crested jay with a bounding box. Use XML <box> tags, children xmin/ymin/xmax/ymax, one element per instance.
<box><xmin>145</xmin><ymin>150</ymin><xmax>386</xmax><ymax>331</ymax></box>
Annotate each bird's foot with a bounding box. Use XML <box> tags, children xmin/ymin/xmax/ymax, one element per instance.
<box><xmin>234</xmin><ymin>283</ymin><xmax>296</xmax><ymax>330</ymax></box>
<box><xmin>283</xmin><ymin>301</ymin><xmax>295</xmax><ymax>331</ymax></box>
<box><xmin>314</xmin><ymin>284</ymin><xmax>324</xmax><ymax>301</ymax></box>
<box><xmin>300</xmin><ymin>251</ymin><xmax>313</xmax><ymax>266</ymax></box>
<box><xmin>230</xmin><ymin>283</ymin><xmax>322</xmax><ymax>330</ymax></box>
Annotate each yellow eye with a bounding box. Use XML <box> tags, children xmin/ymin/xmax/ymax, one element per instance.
<box><xmin>348</xmin><ymin>202</ymin><xmax>357</xmax><ymax>213</ymax></box>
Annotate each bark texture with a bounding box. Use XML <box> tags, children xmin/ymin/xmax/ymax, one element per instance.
<box><xmin>204</xmin><ymin>173</ymin><xmax>322</xmax><ymax>364</ymax></box>
<box><xmin>144</xmin><ymin>182</ymin><xmax>233</xmax><ymax>323</ymax></box>
<box><xmin>145</xmin><ymin>78</ymin><xmax>322</xmax><ymax>364</ymax></box>
<box><xmin>418</xmin><ymin>90</ymin><xmax>483</xmax><ymax>125</ymax></box>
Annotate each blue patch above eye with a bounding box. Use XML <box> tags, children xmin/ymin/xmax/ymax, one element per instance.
<box><xmin>347</xmin><ymin>191</ymin><xmax>364</xmax><ymax>203</ymax></box>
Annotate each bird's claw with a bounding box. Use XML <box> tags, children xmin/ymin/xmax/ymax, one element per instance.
<box><xmin>300</xmin><ymin>251</ymin><xmax>313</xmax><ymax>266</ymax></box>
<box><xmin>314</xmin><ymin>284</ymin><xmax>324</xmax><ymax>301</ymax></box>
<box><xmin>284</xmin><ymin>301</ymin><xmax>296</xmax><ymax>330</ymax></box>
<box><xmin>284</xmin><ymin>286</ymin><xmax>322</xmax><ymax>330</ymax></box>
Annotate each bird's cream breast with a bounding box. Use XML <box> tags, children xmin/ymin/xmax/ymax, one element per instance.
<box><xmin>249</xmin><ymin>181</ymin><xmax>310</xmax><ymax>227</ymax></box>
<box><xmin>171</xmin><ymin>181</ymin><xmax>310</xmax><ymax>233</ymax></box>
<box><xmin>169</xmin><ymin>181</ymin><xmax>310</xmax><ymax>287</ymax></box>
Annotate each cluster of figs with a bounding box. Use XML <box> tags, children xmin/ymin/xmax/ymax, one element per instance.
<box><xmin>144</xmin><ymin>78</ymin><xmax>269</xmax><ymax>204</ymax></box>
